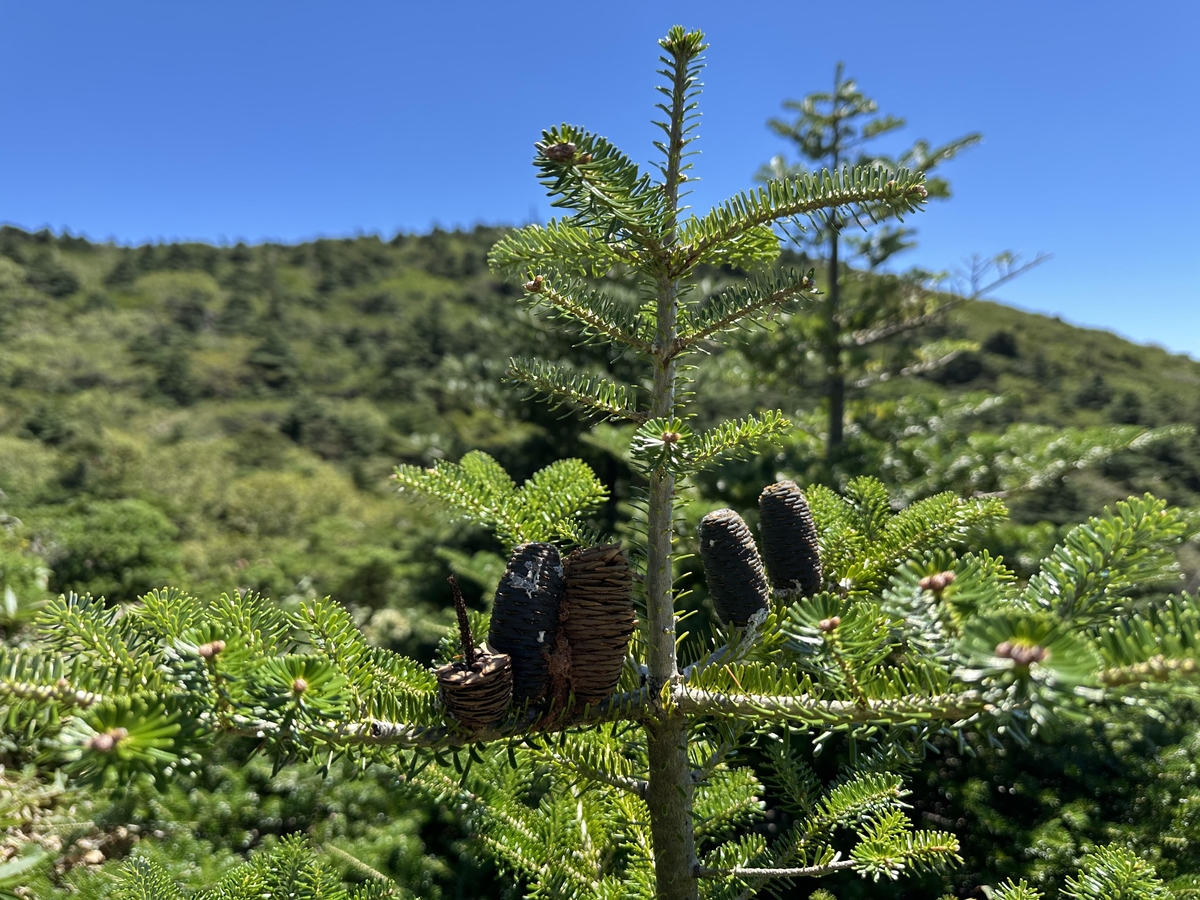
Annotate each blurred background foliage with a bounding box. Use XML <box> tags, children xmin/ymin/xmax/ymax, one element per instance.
<box><xmin>2</xmin><ymin>222</ymin><xmax>1200</xmax><ymax>896</ymax></box>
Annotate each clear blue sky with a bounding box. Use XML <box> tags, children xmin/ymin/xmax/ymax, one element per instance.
<box><xmin>3</xmin><ymin>1</ymin><xmax>1197</xmax><ymax>355</ymax></box>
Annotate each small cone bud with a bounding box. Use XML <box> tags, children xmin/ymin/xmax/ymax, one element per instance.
<box><xmin>488</xmin><ymin>542</ymin><xmax>564</xmax><ymax>703</ymax></box>
<box><xmin>698</xmin><ymin>509</ymin><xmax>770</xmax><ymax>627</ymax></box>
<box><xmin>542</xmin><ymin>142</ymin><xmax>577</xmax><ymax>162</ymax></box>
<box><xmin>758</xmin><ymin>481</ymin><xmax>822</xmax><ymax>599</ymax></box>
<box><xmin>995</xmin><ymin>641</ymin><xmax>1049</xmax><ymax>667</ymax></box>
<box><xmin>919</xmin><ymin>571</ymin><xmax>957</xmax><ymax>593</ymax></box>
<box><xmin>86</xmin><ymin>727</ymin><xmax>128</xmax><ymax>753</ymax></box>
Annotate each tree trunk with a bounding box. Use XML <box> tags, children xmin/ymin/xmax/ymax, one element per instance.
<box><xmin>643</xmin><ymin>269</ymin><xmax>698</xmax><ymax>899</ymax></box>
<box><xmin>646</xmin><ymin>715</ymin><xmax>696</xmax><ymax>900</ymax></box>
<box><xmin>826</xmin><ymin>230</ymin><xmax>845</xmax><ymax>458</ymax></box>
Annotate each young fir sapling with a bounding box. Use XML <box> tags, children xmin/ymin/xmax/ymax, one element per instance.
<box><xmin>8</xmin><ymin>25</ymin><xmax>1200</xmax><ymax>900</ymax></box>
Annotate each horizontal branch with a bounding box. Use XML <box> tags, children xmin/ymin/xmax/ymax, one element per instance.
<box><xmin>506</xmin><ymin>357</ymin><xmax>647</xmax><ymax>422</ymax></box>
<box><xmin>850</xmin><ymin>349</ymin><xmax>964</xmax><ymax>390</ymax></box>
<box><xmin>844</xmin><ymin>304</ymin><xmax>961</xmax><ymax>348</ymax></box>
<box><xmin>697</xmin><ymin>859</ymin><xmax>857</xmax><ymax>879</ymax></box>
<box><xmin>526</xmin><ymin>279</ymin><xmax>653</xmax><ymax>353</ymax></box>
<box><xmin>673</xmin><ymin>687</ymin><xmax>989</xmax><ymax>727</ymax></box>
<box><xmin>488</xmin><ymin>221</ymin><xmax>633</xmax><ymax>279</ymax></box>
<box><xmin>0</xmin><ymin>676</ymin><xmax>102</xmax><ymax>708</ymax></box>
<box><xmin>1098</xmin><ymin>655</ymin><xmax>1200</xmax><ymax>687</ymax></box>
<box><xmin>672</xmin><ymin>276</ymin><xmax>815</xmax><ymax>356</ymax></box>
<box><xmin>542</xmin><ymin>747</ymin><xmax>649</xmax><ymax>799</ymax></box>
<box><xmin>683</xmin><ymin>166</ymin><xmax>927</xmax><ymax>266</ymax></box>
<box><xmin>233</xmin><ymin>689</ymin><xmax>652</xmax><ymax>751</ymax></box>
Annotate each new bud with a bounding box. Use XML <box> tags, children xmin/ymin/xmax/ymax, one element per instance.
<box><xmin>542</xmin><ymin>142</ymin><xmax>577</xmax><ymax>162</ymax></box>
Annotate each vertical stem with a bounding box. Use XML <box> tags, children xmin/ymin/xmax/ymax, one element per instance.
<box><xmin>825</xmin><ymin>71</ymin><xmax>845</xmax><ymax>459</ymax></box>
<box><xmin>826</xmin><ymin>230</ymin><xmax>844</xmax><ymax>458</ymax></box>
<box><xmin>644</xmin><ymin>30</ymin><xmax>700</xmax><ymax>900</ymax></box>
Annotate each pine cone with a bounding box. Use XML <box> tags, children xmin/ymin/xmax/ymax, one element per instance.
<box><xmin>698</xmin><ymin>509</ymin><xmax>770</xmax><ymax>626</ymax></box>
<box><xmin>436</xmin><ymin>646</ymin><xmax>513</xmax><ymax>730</ymax></box>
<box><xmin>758</xmin><ymin>480</ymin><xmax>822</xmax><ymax>599</ymax></box>
<box><xmin>560</xmin><ymin>544</ymin><xmax>636</xmax><ymax>705</ymax></box>
<box><xmin>488</xmin><ymin>542</ymin><xmax>564</xmax><ymax>703</ymax></box>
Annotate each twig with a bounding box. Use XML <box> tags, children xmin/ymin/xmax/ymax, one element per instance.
<box><xmin>540</xmin><ymin>747</ymin><xmax>649</xmax><ymax>799</ymax></box>
<box><xmin>697</xmin><ymin>858</ymin><xmax>857</xmax><ymax>879</ymax></box>
<box><xmin>448</xmin><ymin>575</ymin><xmax>476</xmax><ymax>667</ymax></box>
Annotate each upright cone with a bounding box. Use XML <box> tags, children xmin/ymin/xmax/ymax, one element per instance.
<box><xmin>488</xmin><ymin>542</ymin><xmax>564</xmax><ymax>703</ymax></box>
<box><xmin>561</xmin><ymin>544</ymin><xmax>636</xmax><ymax>705</ymax></box>
<box><xmin>698</xmin><ymin>509</ymin><xmax>770</xmax><ymax>626</ymax></box>
<box><xmin>758</xmin><ymin>480</ymin><xmax>822</xmax><ymax>599</ymax></box>
<box><xmin>436</xmin><ymin>576</ymin><xmax>512</xmax><ymax>730</ymax></box>
<box><xmin>437</xmin><ymin>649</ymin><xmax>513</xmax><ymax>730</ymax></box>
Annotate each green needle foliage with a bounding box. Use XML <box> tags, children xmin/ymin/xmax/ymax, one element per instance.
<box><xmin>8</xmin><ymin>26</ymin><xmax>1200</xmax><ymax>900</ymax></box>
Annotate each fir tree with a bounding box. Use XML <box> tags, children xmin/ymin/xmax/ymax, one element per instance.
<box><xmin>6</xmin><ymin>27</ymin><xmax>1200</xmax><ymax>900</ymax></box>
<box><xmin>759</xmin><ymin>64</ymin><xmax>1045</xmax><ymax>457</ymax></box>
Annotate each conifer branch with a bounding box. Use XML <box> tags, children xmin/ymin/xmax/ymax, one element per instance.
<box><xmin>1097</xmin><ymin>655</ymin><xmax>1200</xmax><ymax>687</ymax></box>
<box><xmin>0</xmin><ymin>674</ymin><xmax>102</xmax><ymax>708</ymax></box>
<box><xmin>696</xmin><ymin>859</ymin><xmax>857</xmax><ymax>879</ymax></box>
<box><xmin>690</xmin><ymin>733</ymin><xmax>741</xmax><ymax>784</ymax></box>
<box><xmin>506</xmin><ymin>357</ymin><xmax>647</xmax><ymax>422</ymax></box>
<box><xmin>673</xmin><ymin>687</ymin><xmax>988</xmax><ymax>727</ymax></box>
<box><xmin>488</xmin><ymin>220</ymin><xmax>634</xmax><ymax>279</ymax></box>
<box><xmin>533</xmin><ymin>125</ymin><xmax>663</xmax><ymax>245</ymax></box>
<box><xmin>688</xmin><ymin>224</ymin><xmax>781</xmax><ymax>271</ymax></box>
<box><xmin>629</xmin><ymin>412</ymin><xmax>791</xmax><ymax>476</ymax></box>
<box><xmin>292</xmin><ymin>688</ymin><xmax>653</xmax><ymax>750</ymax></box>
<box><xmin>685</xmin><ymin>412</ymin><xmax>792</xmax><ymax>473</ymax></box>
<box><xmin>673</xmin><ymin>271</ymin><xmax>816</xmax><ymax>355</ymax></box>
<box><xmin>522</xmin><ymin>277</ymin><xmax>653</xmax><ymax>352</ymax></box>
<box><xmin>845</xmin><ymin>304</ymin><xmax>962</xmax><ymax>348</ymax></box>
<box><xmin>394</xmin><ymin>452</ymin><xmax>607</xmax><ymax>546</ymax></box>
<box><xmin>681</xmin><ymin>166</ymin><xmax>928</xmax><ymax>266</ymax></box>
<box><xmin>540</xmin><ymin>747</ymin><xmax>650</xmax><ymax>799</ymax></box>
<box><xmin>849</xmin><ymin>341</ymin><xmax>976</xmax><ymax>390</ymax></box>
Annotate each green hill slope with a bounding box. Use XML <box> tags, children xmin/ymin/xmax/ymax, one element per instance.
<box><xmin>1</xmin><ymin>224</ymin><xmax>1197</xmax><ymax>633</ymax></box>
<box><xmin>947</xmin><ymin>297</ymin><xmax>1200</xmax><ymax>429</ymax></box>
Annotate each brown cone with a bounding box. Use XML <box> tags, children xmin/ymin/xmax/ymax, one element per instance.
<box><xmin>559</xmin><ymin>544</ymin><xmax>636</xmax><ymax>705</ymax></box>
<box><xmin>436</xmin><ymin>647</ymin><xmax>513</xmax><ymax>730</ymax></box>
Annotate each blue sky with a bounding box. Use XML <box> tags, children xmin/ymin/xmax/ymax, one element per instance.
<box><xmin>2</xmin><ymin>1</ymin><xmax>1197</xmax><ymax>355</ymax></box>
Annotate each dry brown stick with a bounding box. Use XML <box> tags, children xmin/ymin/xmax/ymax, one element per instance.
<box><xmin>448</xmin><ymin>575</ymin><xmax>476</xmax><ymax>667</ymax></box>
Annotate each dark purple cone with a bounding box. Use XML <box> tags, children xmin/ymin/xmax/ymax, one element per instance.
<box><xmin>488</xmin><ymin>542</ymin><xmax>564</xmax><ymax>703</ymax></box>
<box><xmin>758</xmin><ymin>480</ymin><xmax>823</xmax><ymax>599</ymax></box>
<box><xmin>698</xmin><ymin>509</ymin><xmax>770</xmax><ymax>627</ymax></box>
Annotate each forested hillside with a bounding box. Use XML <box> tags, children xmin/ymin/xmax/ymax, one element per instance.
<box><xmin>3</xmin><ymin>223</ymin><xmax>1200</xmax><ymax>897</ymax></box>
<box><xmin>2</xmin><ymin>225</ymin><xmax>1197</xmax><ymax>628</ymax></box>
